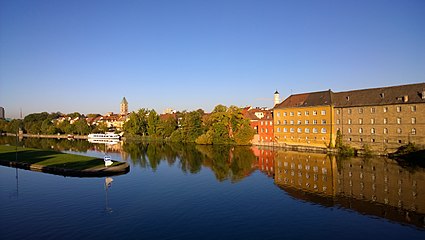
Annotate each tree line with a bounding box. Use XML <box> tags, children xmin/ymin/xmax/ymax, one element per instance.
<box><xmin>123</xmin><ymin>104</ymin><xmax>255</xmax><ymax>145</ymax></box>
<box><xmin>0</xmin><ymin>112</ymin><xmax>108</xmax><ymax>135</ymax></box>
<box><xmin>0</xmin><ymin>104</ymin><xmax>256</xmax><ymax>145</ymax></box>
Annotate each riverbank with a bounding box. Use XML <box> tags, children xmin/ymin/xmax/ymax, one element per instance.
<box><xmin>0</xmin><ymin>145</ymin><xmax>129</xmax><ymax>177</ymax></box>
<box><xmin>5</xmin><ymin>133</ymin><xmax>88</xmax><ymax>139</ymax></box>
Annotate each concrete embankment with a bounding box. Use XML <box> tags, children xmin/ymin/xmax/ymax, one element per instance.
<box><xmin>5</xmin><ymin>133</ymin><xmax>88</xmax><ymax>139</ymax></box>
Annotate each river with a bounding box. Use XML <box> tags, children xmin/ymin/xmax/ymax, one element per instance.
<box><xmin>0</xmin><ymin>136</ymin><xmax>424</xmax><ymax>240</ymax></box>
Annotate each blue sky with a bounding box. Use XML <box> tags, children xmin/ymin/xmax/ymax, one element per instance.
<box><xmin>1</xmin><ymin>0</ymin><xmax>424</xmax><ymax>118</ymax></box>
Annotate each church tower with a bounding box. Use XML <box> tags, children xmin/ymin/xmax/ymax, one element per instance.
<box><xmin>274</xmin><ymin>90</ymin><xmax>280</xmax><ymax>106</ymax></box>
<box><xmin>120</xmin><ymin>97</ymin><xmax>128</xmax><ymax>115</ymax></box>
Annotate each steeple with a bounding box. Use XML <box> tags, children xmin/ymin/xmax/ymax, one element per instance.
<box><xmin>120</xmin><ymin>97</ymin><xmax>128</xmax><ymax>115</ymax></box>
<box><xmin>274</xmin><ymin>90</ymin><xmax>280</xmax><ymax>106</ymax></box>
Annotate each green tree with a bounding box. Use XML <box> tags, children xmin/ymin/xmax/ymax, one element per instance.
<box><xmin>74</xmin><ymin>118</ymin><xmax>91</xmax><ymax>135</ymax></box>
<box><xmin>147</xmin><ymin>110</ymin><xmax>160</xmax><ymax>137</ymax></box>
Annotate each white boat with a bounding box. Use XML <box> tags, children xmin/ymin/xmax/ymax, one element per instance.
<box><xmin>88</xmin><ymin>132</ymin><xmax>121</xmax><ymax>140</ymax></box>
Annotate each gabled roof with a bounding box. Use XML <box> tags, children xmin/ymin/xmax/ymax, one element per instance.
<box><xmin>274</xmin><ymin>90</ymin><xmax>333</xmax><ymax>109</ymax></box>
<box><xmin>333</xmin><ymin>83</ymin><xmax>425</xmax><ymax>107</ymax></box>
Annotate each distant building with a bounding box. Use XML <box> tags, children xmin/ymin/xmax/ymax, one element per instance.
<box><xmin>0</xmin><ymin>107</ymin><xmax>4</xmax><ymax>119</ymax></box>
<box><xmin>120</xmin><ymin>97</ymin><xmax>128</xmax><ymax>116</ymax></box>
<box><xmin>163</xmin><ymin>108</ymin><xmax>176</xmax><ymax>114</ymax></box>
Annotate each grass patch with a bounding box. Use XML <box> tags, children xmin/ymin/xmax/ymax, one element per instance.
<box><xmin>0</xmin><ymin>145</ymin><xmax>123</xmax><ymax>171</ymax></box>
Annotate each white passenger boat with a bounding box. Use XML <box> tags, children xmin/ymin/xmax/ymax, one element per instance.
<box><xmin>88</xmin><ymin>132</ymin><xmax>121</xmax><ymax>140</ymax></box>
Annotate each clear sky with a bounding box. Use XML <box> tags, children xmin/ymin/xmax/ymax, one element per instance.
<box><xmin>1</xmin><ymin>0</ymin><xmax>424</xmax><ymax>119</ymax></box>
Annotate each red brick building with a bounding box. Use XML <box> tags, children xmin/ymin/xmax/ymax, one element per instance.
<box><xmin>242</xmin><ymin>107</ymin><xmax>274</xmax><ymax>144</ymax></box>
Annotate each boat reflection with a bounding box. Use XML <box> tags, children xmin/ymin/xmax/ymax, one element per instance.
<box><xmin>104</xmin><ymin>177</ymin><xmax>113</xmax><ymax>213</ymax></box>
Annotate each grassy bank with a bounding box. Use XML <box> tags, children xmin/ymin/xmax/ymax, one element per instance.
<box><xmin>0</xmin><ymin>145</ymin><xmax>129</xmax><ymax>177</ymax></box>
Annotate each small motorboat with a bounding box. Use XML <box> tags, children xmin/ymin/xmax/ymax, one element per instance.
<box><xmin>104</xmin><ymin>155</ymin><xmax>113</xmax><ymax>167</ymax></box>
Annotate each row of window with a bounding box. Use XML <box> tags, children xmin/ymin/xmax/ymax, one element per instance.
<box><xmin>337</xmin><ymin>105</ymin><xmax>417</xmax><ymax>115</ymax></box>
<box><xmin>260</xmin><ymin>121</ymin><xmax>273</xmax><ymax>126</ymax></box>
<box><xmin>344</xmin><ymin>128</ymin><xmax>417</xmax><ymax>135</ymax></box>
<box><xmin>337</xmin><ymin>117</ymin><xmax>416</xmax><ymax>125</ymax></box>
<box><xmin>276</xmin><ymin>119</ymin><xmax>327</xmax><ymax>125</ymax></box>
<box><xmin>348</xmin><ymin>138</ymin><xmax>406</xmax><ymax>145</ymax></box>
<box><xmin>276</xmin><ymin>110</ymin><xmax>326</xmax><ymax>117</ymax></box>
<box><xmin>277</xmin><ymin>127</ymin><xmax>327</xmax><ymax>134</ymax></box>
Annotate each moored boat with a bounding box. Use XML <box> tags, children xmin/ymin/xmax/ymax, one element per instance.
<box><xmin>88</xmin><ymin>132</ymin><xmax>121</xmax><ymax>140</ymax></box>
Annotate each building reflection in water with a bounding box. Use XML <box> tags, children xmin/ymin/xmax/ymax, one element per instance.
<box><xmin>274</xmin><ymin>150</ymin><xmax>425</xmax><ymax>228</ymax></box>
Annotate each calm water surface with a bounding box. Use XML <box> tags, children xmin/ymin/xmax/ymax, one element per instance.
<box><xmin>0</xmin><ymin>137</ymin><xmax>424</xmax><ymax>240</ymax></box>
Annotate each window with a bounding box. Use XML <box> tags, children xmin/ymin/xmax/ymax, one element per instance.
<box><xmin>348</xmin><ymin>119</ymin><xmax>352</xmax><ymax>125</ymax></box>
<box><xmin>261</xmin><ymin>128</ymin><xmax>264</xmax><ymax>133</ymax></box>
<box><xmin>297</xmin><ymin>128</ymin><xmax>302</xmax><ymax>133</ymax></box>
<box><xmin>297</xmin><ymin>120</ymin><xmax>302</xmax><ymax>125</ymax></box>
<box><xmin>348</xmin><ymin>109</ymin><xmax>352</xmax><ymax>114</ymax></box>
<box><xmin>284</xmin><ymin>112</ymin><xmax>287</xmax><ymax>116</ymax></box>
<box><xmin>384</xmin><ymin>139</ymin><xmax>389</xmax><ymax>143</ymax></box>
<box><xmin>384</xmin><ymin>128</ymin><xmax>388</xmax><ymax>134</ymax></box>
<box><xmin>371</xmin><ymin>107</ymin><xmax>376</xmax><ymax>113</ymax></box>
<box><xmin>397</xmin><ymin>118</ymin><xmax>401</xmax><ymax>124</ymax></box>
<box><xmin>290</xmin><ymin>120</ymin><xmax>294</xmax><ymax>125</ymax></box>
<box><xmin>359</xmin><ymin>128</ymin><xmax>363</xmax><ymax>134</ymax></box>
<box><xmin>371</xmin><ymin>128</ymin><xmax>375</xmax><ymax>134</ymax></box>
<box><xmin>313</xmin><ymin>120</ymin><xmax>318</xmax><ymax>124</ymax></box>
<box><xmin>305</xmin><ymin>120</ymin><xmax>309</xmax><ymax>125</ymax></box>
<box><xmin>397</xmin><ymin>106</ymin><xmax>401</xmax><ymax>112</ymax></box>
<box><xmin>284</xmin><ymin>128</ymin><xmax>287</xmax><ymax>133</ymax></box>
<box><xmin>265</xmin><ymin>121</ymin><xmax>268</xmax><ymax>126</ymax></box>
<box><xmin>277</xmin><ymin>112</ymin><xmax>281</xmax><ymax>117</ymax></box>
<box><xmin>384</xmin><ymin>118</ymin><xmax>388</xmax><ymax>124</ymax></box>
<box><xmin>411</xmin><ymin>117</ymin><xmax>416</xmax><ymax>124</ymax></box>
<box><xmin>305</xmin><ymin>111</ymin><xmax>309</xmax><ymax>116</ymax></box>
<box><xmin>411</xmin><ymin>106</ymin><xmax>416</xmax><ymax>112</ymax></box>
<box><xmin>290</xmin><ymin>112</ymin><xmax>294</xmax><ymax>116</ymax></box>
<box><xmin>321</xmin><ymin>110</ymin><xmax>326</xmax><ymax>115</ymax></box>
<box><xmin>270</xmin><ymin>121</ymin><xmax>272</xmax><ymax>125</ymax></box>
<box><xmin>277</xmin><ymin>120</ymin><xmax>281</xmax><ymax>125</ymax></box>
<box><xmin>321</xmin><ymin>119</ymin><xmax>326</xmax><ymax>124</ymax></box>
<box><xmin>397</xmin><ymin>128</ymin><xmax>402</xmax><ymax>134</ymax></box>
<box><xmin>305</xmin><ymin>128</ymin><xmax>310</xmax><ymax>133</ymax></box>
<box><xmin>371</xmin><ymin>118</ymin><xmax>375</xmax><ymax>124</ymax></box>
<box><xmin>313</xmin><ymin>128</ymin><xmax>318</xmax><ymax>133</ymax></box>
<box><xmin>284</xmin><ymin>120</ymin><xmax>287</xmax><ymax>125</ymax></box>
<box><xmin>336</xmin><ymin>109</ymin><xmax>341</xmax><ymax>115</ymax></box>
<box><xmin>348</xmin><ymin>128</ymin><xmax>352</xmax><ymax>133</ymax></box>
<box><xmin>297</xmin><ymin>111</ymin><xmax>301</xmax><ymax>116</ymax></box>
<box><xmin>383</xmin><ymin>107</ymin><xmax>388</xmax><ymax>113</ymax></box>
<box><xmin>411</xmin><ymin>128</ymin><xmax>416</xmax><ymax>135</ymax></box>
<box><xmin>277</xmin><ymin>128</ymin><xmax>281</xmax><ymax>133</ymax></box>
<box><xmin>265</xmin><ymin>129</ymin><xmax>268</xmax><ymax>133</ymax></box>
<box><xmin>358</xmin><ymin>108</ymin><xmax>363</xmax><ymax>114</ymax></box>
<box><xmin>313</xmin><ymin>110</ymin><xmax>317</xmax><ymax>115</ymax></box>
<box><xmin>321</xmin><ymin>128</ymin><xmax>327</xmax><ymax>133</ymax></box>
<box><xmin>336</xmin><ymin>119</ymin><xmax>340</xmax><ymax>124</ymax></box>
<box><xmin>359</xmin><ymin>118</ymin><xmax>363</xmax><ymax>125</ymax></box>
<box><xmin>290</xmin><ymin>128</ymin><xmax>294</xmax><ymax>133</ymax></box>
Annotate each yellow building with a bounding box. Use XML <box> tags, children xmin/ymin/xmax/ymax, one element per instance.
<box><xmin>333</xmin><ymin>83</ymin><xmax>425</xmax><ymax>151</ymax></box>
<box><xmin>274</xmin><ymin>90</ymin><xmax>336</xmax><ymax>148</ymax></box>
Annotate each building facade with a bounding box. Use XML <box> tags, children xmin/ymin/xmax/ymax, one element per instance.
<box><xmin>333</xmin><ymin>83</ymin><xmax>425</xmax><ymax>151</ymax></box>
<box><xmin>274</xmin><ymin>83</ymin><xmax>425</xmax><ymax>151</ymax></box>
<box><xmin>0</xmin><ymin>107</ymin><xmax>4</xmax><ymax>119</ymax></box>
<box><xmin>274</xmin><ymin>90</ymin><xmax>336</xmax><ymax>148</ymax></box>
<box><xmin>120</xmin><ymin>97</ymin><xmax>128</xmax><ymax>116</ymax></box>
<box><xmin>243</xmin><ymin>107</ymin><xmax>274</xmax><ymax>143</ymax></box>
